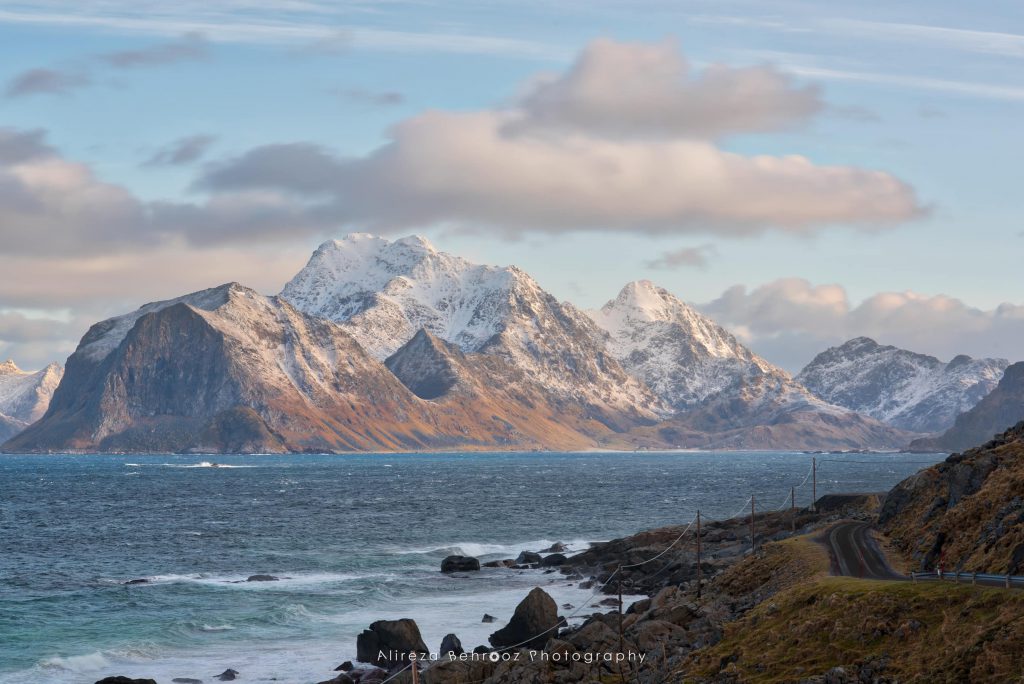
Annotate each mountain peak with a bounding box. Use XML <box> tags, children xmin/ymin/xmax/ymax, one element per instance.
<box><xmin>0</xmin><ymin>359</ymin><xmax>20</xmax><ymax>374</ymax></box>
<box><xmin>599</xmin><ymin>279</ymin><xmax>697</xmax><ymax>325</ymax></box>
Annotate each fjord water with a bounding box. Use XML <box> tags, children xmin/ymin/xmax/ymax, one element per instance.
<box><xmin>0</xmin><ymin>451</ymin><xmax>945</xmax><ymax>684</ymax></box>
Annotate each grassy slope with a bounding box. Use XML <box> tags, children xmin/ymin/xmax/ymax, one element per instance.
<box><xmin>683</xmin><ymin>535</ymin><xmax>1024</xmax><ymax>683</ymax></box>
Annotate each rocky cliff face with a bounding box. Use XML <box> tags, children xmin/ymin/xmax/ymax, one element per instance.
<box><xmin>4</xmin><ymin>284</ymin><xmax>510</xmax><ymax>453</ymax></box>
<box><xmin>0</xmin><ymin>359</ymin><xmax>63</xmax><ymax>440</ymax></box>
<box><xmin>880</xmin><ymin>421</ymin><xmax>1024</xmax><ymax>574</ymax></box>
<box><xmin>908</xmin><ymin>361</ymin><xmax>1024</xmax><ymax>453</ymax></box>
<box><xmin>797</xmin><ymin>337</ymin><xmax>1007</xmax><ymax>433</ymax></box>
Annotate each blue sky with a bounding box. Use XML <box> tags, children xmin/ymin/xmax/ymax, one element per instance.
<box><xmin>0</xmin><ymin>1</ymin><xmax>1022</xmax><ymax>370</ymax></box>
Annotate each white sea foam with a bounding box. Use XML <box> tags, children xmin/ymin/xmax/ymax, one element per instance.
<box><xmin>391</xmin><ymin>538</ymin><xmax>595</xmax><ymax>559</ymax></box>
<box><xmin>39</xmin><ymin>651</ymin><xmax>111</xmax><ymax>672</ymax></box>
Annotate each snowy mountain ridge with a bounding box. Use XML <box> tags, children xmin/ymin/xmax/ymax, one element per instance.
<box><xmin>589</xmin><ymin>280</ymin><xmax>810</xmax><ymax>411</ymax></box>
<box><xmin>797</xmin><ymin>337</ymin><xmax>1008</xmax><ymax>433</ymax></box>
<box><xmin>281</xmin><ymin>233</ymin><xmax>664</xmax><ymax>423</ymax></box>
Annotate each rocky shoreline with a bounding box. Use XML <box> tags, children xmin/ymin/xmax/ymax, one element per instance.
<box><xmin>95</xmin><ymin>495</ymin><xmax>880</xmax><ymax>684</ymax></box>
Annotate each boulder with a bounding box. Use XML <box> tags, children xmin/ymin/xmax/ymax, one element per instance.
<box><xmin>472</xmin><ymin>645</ymin><xmax>492</xmax><ymax>655</ymax></box>
<box><xmin>95</xmin><ymin>679</ymin><xmax>157</xmax><ymax>684</ymax></box>
<box><xmin>246</xmin><ymin>574</ymin><xmax>279</xmax><ymax>582</ymax></box>
<box><xmin>440</xmin><ymin>555</ymin><xmax>480</xmax><ymax>572</ymax></box>
<box><xmin>316</xmin><ymin>675</ymin><xmax>354</xmax><ymax>684</ymax></box>
<box><xmin>488</xmin><ymin>587</ymin><xmax>559</xmax><ymax>649</ymax></box>
<box><xmin>356</xmin><ymin>618</ymin><xmax>428</xmax><ymax>666</ymax></box>
<box><xmin>214</xmin><ymin>670</ymin><xmax>239</xmax><ymax>681</ymax></box>
<box><xmin>515</xmin><ymin>551</ymin><xmax>542</xmax><ymax>565</ymax></box>
<box><xmin>541</xmin><ymin>542</ymin><xmax>567</xmax><ymax>553</ymax></box>
<box><xmin>481</xmin><ymin>614</ymin><xmax>496</xmax><ymax>623</ymax></box>
<box><xmin>335</xmin><ymin>661</ymin><xmax>354</xmax><ymax>671</ymax></box>
<box><xmin>123</xmin><ymin>579</ymin><xmax>149</xmax><ymax>585</ymax></box>
<box><xmin>540</xmin><ymin>553</ymin><xmax>567</xmax><ymax>567</ymax></box>
<box><xmin>439</xmin><ymin>633</ymin><xmax>464</xmax><ymax>657</ymax></box>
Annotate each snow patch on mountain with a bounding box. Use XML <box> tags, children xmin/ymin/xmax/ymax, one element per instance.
<box><xmin>796</xmin><ymin>337</ymin><xmax>1008</xmax><ymax>433</ymax></box>
<box><xmin>0</xmin><ymin>358</ymin><xmax>63</xmax><ymax>426</ymax></box>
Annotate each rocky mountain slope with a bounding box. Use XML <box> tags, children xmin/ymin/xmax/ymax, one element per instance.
<box><xmin>0</xmin><ymin>359</ymin><xmax>63</xmax><ymax>440</ymax></box>
<box><xmin>908</xmin><ymin>361</ymin><xmax>1024</xmax><ymax>453</ymax></box>
<box><xmin>880</xmin><ymin>420</ymin><xmax>1024</xmax><ymax>574</ymax></box>
<box><xmin>589</xmin><ymin>282</ymin><xmax>912</xmax><ymax>450</ymax></box>
<box><xmin>282</xmin><ymin>234</ymin><xmax>663</xmax><ymax>430</ymax></box>
<box><xmin>797</xmin><ymin>337</ymin><xmax>1007</xmax><ymax>433</ymax></box>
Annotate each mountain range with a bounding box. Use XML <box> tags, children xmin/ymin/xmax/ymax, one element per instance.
<box><xmin>2</xmin><ymin>234</ymin><xmax>1019</xmax><ymax>453</ymax></box>
<box><xmin>797</xmin><ymin>337</ymin><xmax>1008</xmax><ymax>433</ymax></box>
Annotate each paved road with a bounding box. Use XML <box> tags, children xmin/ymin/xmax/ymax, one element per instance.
<box><xmin>825</xmin><ymin>521</ymin><xmax>904</xmax><ymax>580</ymax></box>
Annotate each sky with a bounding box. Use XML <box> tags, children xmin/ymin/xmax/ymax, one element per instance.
<box><xmin>0</xmin><ymin>0</ymin><xmax>1022</xmax><ymax>372</ymax></box>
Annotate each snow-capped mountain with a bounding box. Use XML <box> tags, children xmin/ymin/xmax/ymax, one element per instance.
<box><xmin>797</xmin><ymin>337</ymin><xmax>1008</xmax><ymax>433</ymax></box>
<box><xmin>587</xmin><ymin>281</ymin><xmax>913</xmax><ymax>449</ymax></box>
<box><xmin>0</xmin><ymin>359</ymin><xmax>63</xmax><ymax>440</ymax></box>
<box><xmin>281</xmin><ymin>234</ymin><xmax>663</xmax><ymax>427</ymax></box>
<box><xmin>588</xmin><ymin>280</ymin><xmax>779</xmax><ymax>410</ymax></box>
<box><xmin>908</xmin><ymin>361</ymin><xmax>1024</xmax><ymax>453</ymax></box>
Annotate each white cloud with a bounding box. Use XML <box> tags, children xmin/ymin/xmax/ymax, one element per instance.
<box><xmin>513</xmin><ymin>38</ymin><xmax>822</xmax><ymax>139</ymax></box>
<box><xmin>702</xmin><ymin>278</ymin><xmax>1024</xmax><ymax>371</ymax></box>
<box><xmin>196</xmin><ymin>39</ymin><xmax>922</xmax><ymax>238</ymax></box>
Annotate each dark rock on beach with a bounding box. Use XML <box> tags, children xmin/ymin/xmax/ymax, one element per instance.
<box><xmin>540</xmin><ymin>553</ymin><xmax>567</xmax><ymax>567</ymax></box>
<box><xmin>515</xmin><ymin>551</ymin><xmax>542</xmax><ymax>565</ymax></box>
<box><xmin>488</xmin><ymin>587</ymin><xmax>559</xmax><ymax>649</ymax></box>
<box><xmin>356</xmin><ymin>618</ymin><xmax>428</xmax><ymax>666</ymax></box>
<box><xmin>440</xmin><ymin>555</ymin><xmax>480</xmax><ymax>572</ymax></box>
<box><xmin>439</xmin><ymin>633</ymin><xmax>464</xmax><ymax>656</ymax></box>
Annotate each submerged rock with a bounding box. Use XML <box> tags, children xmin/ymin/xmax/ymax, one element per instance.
<box><xmin>124</xmin><ymin>579</ymin><xmax>149</xmax><ymax>585</ymax></box>
<box><xmin>356</xmin><ymin>618</ymin><xmax>428</xmax><ymax>666</ymax></box>
<box><xmin>440</xmin><ymin>555</ymin><xmax>480</xmax><ymax>572</ymax></box>
<box><xmin>541</xmin><ymin>542</ymin><xmax>567</xmax><ymax>553</ymax></box>
<box><xmin>95</xmin><ymin>678</ymin><xmax>157</xmax><ymax>684</ymax></box>
<box><xmin>171</xmin><ymin>679</ymin><xmax>203</xmax><ymax>684</ymax></box>
<box><xmin>489</xmin><ymin>587</ymin><xmax>559</xmax><ymax>649</ymax></box>
<box><xmin>481</xmin><ymin>614</ymin><xmax>496</xmax><ymax>623</ymax></box>
<box><xmin>246</xmin><ymin>574</ymin><xmax>279</xmax><ymax>582</ymax></box>
<box><xmin>214</xmin><ymin>669</ymin><xmax>239</xmax><ymax>681</ymax></box>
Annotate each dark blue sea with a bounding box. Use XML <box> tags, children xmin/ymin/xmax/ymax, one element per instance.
<box><xmin>0</xmin><ymin>450</ymin><xmax>945</xmax><ymax>683</ymax></box>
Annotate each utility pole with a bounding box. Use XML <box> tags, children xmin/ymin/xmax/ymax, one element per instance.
<box><xmin>696</xmin><ymin>510</ymin><xmax>702</xmax><ymax>599</ymax></box>
<box><xmin>812</xmin><ymin>457</ymin><xmax>817</xmax><ymax>512</ymax></box>
<box><xmin>617</xmin><ymin>568</ymin><xmax>625</xmax><ymax>684</ymax></box>
<box><xmin>750</xmin><ymin>495</ymin><xmax>756</xmax><ymax>553</ymax></box>
<box><xmin>790</xmin><ymin>487</ymin><xmax>796</xmax><ymax>533</ymax></box>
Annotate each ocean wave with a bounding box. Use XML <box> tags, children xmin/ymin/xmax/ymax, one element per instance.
<box><xmin>40</xmin><ymin>651</ymin><xmax>111</xmax><ymax>672</ymax></box>
<box><xmin>120</xmin><ymin>571</ymin><xmax>395</xmax><ymax>588</ymax></box>
<box><xmin>387</xmin><ymin>538</ymin><xmax>594</xmax><ymax>558</ymax></box>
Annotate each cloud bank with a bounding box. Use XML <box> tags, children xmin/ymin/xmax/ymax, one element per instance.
<box><xmin>702</xmin><ymin>279</ymin><xmax>1024</xmax><ymax>371</ymax></box>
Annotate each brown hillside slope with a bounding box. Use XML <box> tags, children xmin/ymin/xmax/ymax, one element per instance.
<box><xmin>880</xmin><ymin>421</ymin><xmax>1024</xmax><ymax>574</ymax></box>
